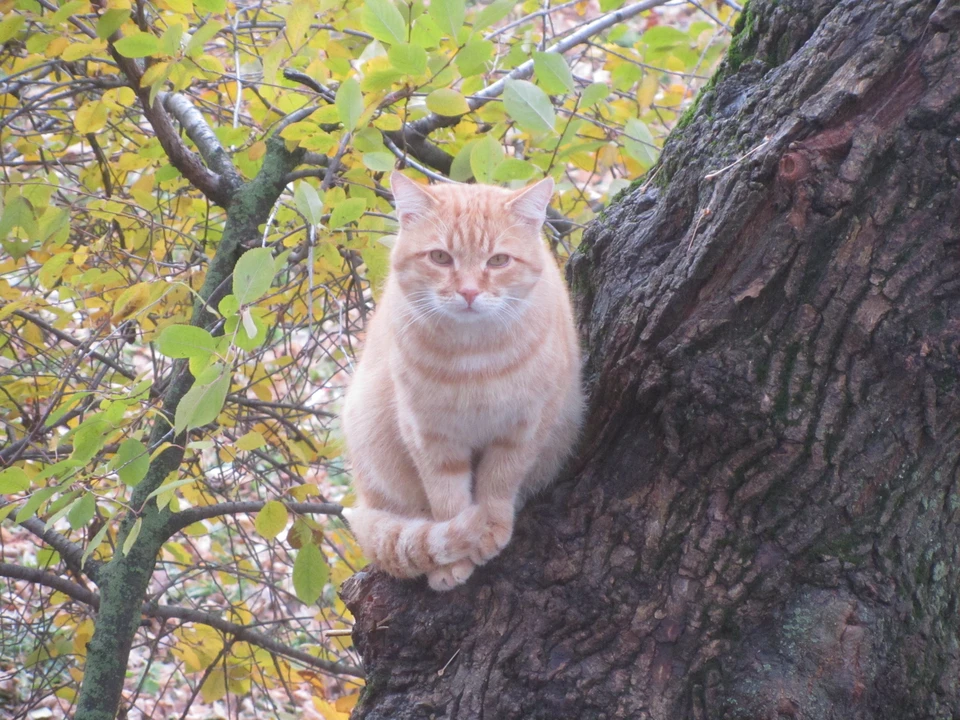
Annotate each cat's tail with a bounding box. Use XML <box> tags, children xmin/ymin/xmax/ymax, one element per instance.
<box><xmin>341</xmin><ymin>505</ymin><xmax>481</xmax><ymax>578</ymax></box>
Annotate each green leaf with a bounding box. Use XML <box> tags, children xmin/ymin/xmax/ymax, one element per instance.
<box><xmin>218</xmin><ymin>294</ymin><xmax>239</xmax><ymax>318</ymax></box>
<box><xmin>456</xmin><ymin>38</ymin><xmax>493</xmax><ymax>78</ymax></box>
<box><xmin>48</xmin><ymin>0</ymin><xmax>86</xmax><ymax>27</ymax></box>
<box><xmin>194</xmin><ymin>0</ymin><xmax>225</xmax><ymax>12</ymax></box>
<box><xmin>114</xmin><ymin>31</ymin><xmax>160</xmax><ymax>58</ymax></box>
<box><xmin>184</xmin><ymin>21</ymin><xmax>222</xmax><ymax>57</ymax></box>
<box><xmin>336</xmin><ymin>78</ymin><xmax>364</xmax><ymax>130</ymax></box>
<box><xmin>81</xmin><ymin>522</ymin><xmax>110</xmax><ymax>569</ymax></box>
<box><xmin>429</xmin><ymin>0</ymin><xmax>464</xmax><ymax>37</ymax></box>
<box><xmin>450</xmin><ymin>141</ymin><xmax>478</xmax><ymax>182</ymax></box>
<box><xmin>493</xmin><ymin>158</ymin><xmax>538</xmax><ymax>182</ymax></box>
<box><xmin>472</xmin><ymin>0</ymin><xmax>513</xmax><ymax>32</ymax></box>
<box><xmin>159</xmin><ymin>23</ymin><xmax>183</xmax><ymax>57</ymax></box>
<box><xmin>503</xmin><ymin>79</ymin><xmax>556</xmax><ymax>133</ymax></box>
<box><xmin>470</xmin><ymin>134</ymin><xmax>504</xmax><ymax>184</ymax></box>
<box><xmin>122</xmin><ymin>517</ymin><xmax>142</xmax><ymax>556</ymax></box>
<box><xmin>236</xmin><ymin>431</ymin><xmax>266</xmax><ymax>450</ymax></box>
<box><xmin>580</xmin><ymin>82</ymin><xmax>610</xmax><ymax>108</ymax></box>
<box><xmin>15</xmin><ymin>487</ymin><xmax>56</xmax><ymax>524</ymax></box>
<box><xmin>533</xmin><ymin>52</ymin><xmax>575</xmax><ymax>94</ymax></box>
<box><xmin>174</xmin><ymin>363</ymin><xmax>231</xmax><ymax>434</ymax></box>
<box><xmin>146</xmin><ymin>476</ymin><xmax>196</xmax><ymax>501</ymax></box>
<box><xmin>42</xmin><ymin>490</ymin><xmax>80</xmax><ymax>530</ymax></box>
<box><xmin>361</xmin><ymin>244</ymin><xmax>390</xmax><ymax>293</ymax></box>
<box><xmin>95</xmin><ymin>8</ymin><xmax>129</xmax><ymax>39</ymax></box>
<box><xmin>0</xmin><ymin>14</ymin><xmax>25</xmax><ymax>43</ymax></box>
<box><xmin>70</xmin><ymin>425</ymin><xmax>108</xmax><ymax>464</ymax></box>
<box><xmin>67</xmin><ymin>492</ymin><xmax>96</xmax><ymax>530</ymax></box>
<box><xmin>113</xmin><ymin>438</ymin><xmax>150</xmax><ymax>487</ymax></box>
<box><xmin>426</xmin><ymin>88</ymin><xmax>470</xmax><ymax>117</ymax></box>
<box><xmin>233</xmin><ymin>247</ymin><xmax>278</xmax><ymax>305</ymax></box>
<box><xmin>361</xmin><ymin>0</ymin><xmax>407</xmax><ymax>45</ymax></box>
<box><xmin>388</xmin><ymin>42</ymin><xmax>427</xmax><ymax>76</ymax></box>
<box><xmin>254</xmin><ymin>500</ymin><xmax>288</xmax><ymax>540</ymax></box>
<box><xmin>639</xmin><ymin>25</ymin><xmax>688</xmax><ymax>51</ymax></box>
<box><xmin>599</xmin><ymin>0</ymin><xmax>626</xmax><ymax>10</ymax></box>
<box><xmin>329</xmin><ymin>198</ymin><xmax>367</xmax><ymax>228</ymax></box>
<box><xmin>156</xmin><ymin>325</ymin><xmax>218</xmax><ymax>359</ymax></box>
<box><xmin>0</xmin><ymin>196</ymin><xmax>38</xmax><ymax>240</ymax></box>
<box><xmin>226</xmin><ymin>312</ymin><xmax>267</xmax><ymax>351</ymax></box>
<box><xmin>294</xmin><ymin>182</ymin><xmax>324</xmax><ymax>225</ymax></box>
<box><xmin>292</xmin><ymin>542</ymin><xmax>328</xmax><ymax>605</ymax></box>
<box><xmin>0</xmin><ymin>467</ymin><xmax>30</xmax><ymax>494</ymax></box>
<box><xmin>622</xmin><ymin>117</ymin><xmax>659</xmax><ymax>167</ymax></box>
<box><xmin>362</xmin><ymin>151</ymin><xmax>397</xmax><ymax>172</ymax></box>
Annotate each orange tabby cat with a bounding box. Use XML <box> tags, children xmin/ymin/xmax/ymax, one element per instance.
<box><xmin>341</xmin><ymin>172</ymin><xmax>583</xmax><ymax>590</ymax></box>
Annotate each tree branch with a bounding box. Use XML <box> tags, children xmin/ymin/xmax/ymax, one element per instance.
<box><xmin>12</xmin><ymin>310</ymin><xmax>137</xmax><ymax>381</ymax></box>
<box><xmin>165</xmin><ymin>501</ymin><xmax>343</xmax><ymax>535</ymax></box>
<box><xmin>18</xmin><ymin>517</ymin><xmax>102</xmax><ymax>584</ymax></box>
<box><xmin>0</xmin><ymin>563</ymin><xmax>363</xmax><ymax>678</ymax></box>
<box><xmin>0</xmin><ymin>562</ymin><xmax>99</xmax><ymax>605</ymax></box>
<box><xmin>159</xmin><ymin>92</ymin><xmax>240</xmax><ymax>181</ymax></box>
<box><xmin>404</xmin><ymin>0</ymin><xmax>666</xmax><ymax>141</ymax></box>
<box><xmin>147</xmin><ymin>603</ymin><xmax>365</xmax><ymax>678</ymax></box>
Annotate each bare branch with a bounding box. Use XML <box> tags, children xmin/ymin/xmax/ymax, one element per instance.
<box><xmin>165</xmin><ymin>501</ymin><xmax>344</xmax><ymax>535</ymax></box>
<box><xmin>13</xmin><ymin>310</ymin><xmax>137</xmax><ymax>382</ymax></box>
<box><xmin>0</xmin><ymin>563</ymin><xmax>364</xmax><ymax>678</ymax></box>
<box><xmin>18</xmin><ymin>517</ymin><xmax>102</xmax><ymax>584</ymax></box>
<box><xmin>405</xmin><ymin>0</ymin><xmax>667</xmax><ymax>141</ymax></box>
<box><xmin>0</xmin><ymin>562</ymin><xmax>99</xmax><ymax>605</ymax></box>
<box><xmin>147</xmin><ymin>604</ymin><xmax>365</xmax><ymax>678</ymax></box>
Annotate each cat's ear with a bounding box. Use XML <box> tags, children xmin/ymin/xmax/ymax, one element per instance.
<box><xmin>506</xmin><ymin>177</ymin><xmax>554</xmax><ymax>228</ymax></box>
<box><xmin>391</xmin><ymin>172</ymin><xmax>435</xmax><ymax>225</ymax></box>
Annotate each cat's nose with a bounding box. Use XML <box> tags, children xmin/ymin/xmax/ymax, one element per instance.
<box><xmin>458</xmin><ymin>288</ymin><xmax>480</xmax><ymax>306</ymax></box>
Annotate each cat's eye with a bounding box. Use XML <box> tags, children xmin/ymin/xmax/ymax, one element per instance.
<box><xmin>429</xmin><ymin>249</ymin><xmax>453</xmax><ymax>266</ymax></box>
<box><xmin>487</xmin><ymin>254</ymin><xmax>511</xmax><ymax>268</ymax></box>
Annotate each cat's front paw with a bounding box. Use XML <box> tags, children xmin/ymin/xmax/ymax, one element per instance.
<box><xmin>427</xmin><ymin>559</ymin><xmax>474</xmax><ymax>591</ymax></box>
<box><xmin>468</xmin><ymin>510</ymin><xmax>513</xmax><ymax>565</ymax></box>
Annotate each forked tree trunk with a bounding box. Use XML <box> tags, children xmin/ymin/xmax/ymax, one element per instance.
<box><xmin>342</xmin><ymin>1</ymin><xmax>960</xmax><ymax>717</ymax></box>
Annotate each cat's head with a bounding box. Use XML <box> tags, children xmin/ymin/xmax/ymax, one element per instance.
<box><xmin>389</xmin><ymin>172</ymin><xmax>554</xmax><ymax>323</ymax></box>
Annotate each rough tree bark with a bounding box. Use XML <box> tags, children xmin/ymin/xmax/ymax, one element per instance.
<box><xmin>342</xmin><ymin>0</ymin><xmax>960</xmax><ymax>717</ymax></box>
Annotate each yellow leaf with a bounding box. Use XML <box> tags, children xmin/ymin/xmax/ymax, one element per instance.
<box><xmin>62</xmin><ymin>40</ymin><xmax>107</xmax><ymax>62</ymax></box>
<box><xmin>44</xmin><ymin>36</ymin><xmax>71</xmax><ymax>57</ymax></box>
<box><xmin>636</xmin><ymin>73</ymin><xmax>659</xmax><ymax>112</ymax></box>
<box><xmin>72</xmin><ymin>619</ymin><xmax>95</xmax><ymax>657</ymax></box>
<box><xmin>426</xmin><ymin>88</ymin><xmax>470</xmax><ymax>116</ymax></box>
<box><xmin>335</xmin><ymin>693</ymin><xmax>360</xmax><ymax>712</ymax></box>
<box><xmin>75</xmin><ymin>101</ymin><xmax>109</xmax><ymax>133</ymax></box>
<box><xmin>374</xmin><ymin>113</ymin><xmax>402</xmax><ymax>131</ymax></box>
<box><xmin>200</xmin><ymin>668</ymin><xmax>227</xmax><ymax>703</ymax></box>
<box><xmin>141</xmin><ymin>60</ymin><xmax>170</xmax><ymax>87</ymax></box>
<box><xmin>160</xmin><ymin>0</ymin><xmax>193</xmax><ymax>12</ymax></box>
<box><xmin>110</xmin><ymin>282</ymin><xmax>152</xmax><ymax>324</ymax></box>
<box><xmin>236</xmin><ymin>430</ymin><xmax>266</xmax><ymax>450</ymax></box>
<box><xmin>313</xmin><ymin>697</ymin><xmax>351</xmax><ymax>720</ymax></box>
<box><xmin>254</xmin><ymin>500</ymin><xmax>289</xmax><ymax>540</ymax></box>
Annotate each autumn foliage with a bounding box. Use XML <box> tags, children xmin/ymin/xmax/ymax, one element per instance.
<box><xmin>0</xmin><ymin>0</ymin><xmax>734</xmax><ymax>715</ymax></box>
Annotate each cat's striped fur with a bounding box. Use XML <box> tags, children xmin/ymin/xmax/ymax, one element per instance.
<box><xmin>341</xmin><ymin>173</ymin><xmax>583</xmax><ymax>590</ymax></box>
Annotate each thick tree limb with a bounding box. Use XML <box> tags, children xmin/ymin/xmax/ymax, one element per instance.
<box><xmin>159</xmin><ymin>92</ymin><xmax>240</xmax><ymax>182</ymax></box>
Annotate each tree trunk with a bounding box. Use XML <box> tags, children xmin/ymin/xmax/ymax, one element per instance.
<box><xmin>342</xmin><ymin>0</ymin><xmax>960</xmax><ymax>717</ymax></box>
